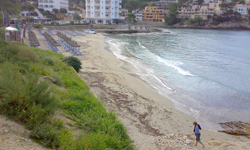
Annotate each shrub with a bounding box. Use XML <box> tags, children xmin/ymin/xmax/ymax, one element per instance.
<box><xmin>0</xmin><ymin>65</ymin><xmax>57</xmax><ymax>129</ymax></box>
<box><xmin>60</xmin><ymin>8</ymin><xmax>67</xmax><ymax>13</ymax></box>
<box><xmin>53</xmin><ymin>8</ymin><xmax>59</xmax><ymax>13</ymax></box>
<box><xmin>30</xmin><ymin>123</ymin><xmax>61</xmax><ymax>148</ymax></box>
<box><xmin>33</xmin><ymin>24</ymin><xmax>43</xmax><ymax>29</ymax></box>
<box><xmin>63</xmin><ymin>56</ymin><xmax>82</xmax><ymax>73</ymax></box>
<box><xmin>70</xmin><ymin>21</ymin><xmax>74</xmax><ymax>25</ymax></box>
<box><xmin>45</xmin><ymin>58</ymin><xmax>54</xmax><ymax>66</ymax></box>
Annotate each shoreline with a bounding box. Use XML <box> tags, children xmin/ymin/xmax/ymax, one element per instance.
<box><xmin>30</xmin><ymin>30</ymin><xmax>250</xmax><ymax>149</ymax></box>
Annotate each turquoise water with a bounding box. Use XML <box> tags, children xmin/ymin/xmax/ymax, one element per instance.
<box><xmin>105</xmin><ymin>29</ymin><xmax>250</xmax><ymax>131</ymax></box>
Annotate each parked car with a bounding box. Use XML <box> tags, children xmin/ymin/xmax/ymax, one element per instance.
<box><xmin>84</xmin><ymin>29</ymin><xmax>96</xmax><ymax>34</ymax></box>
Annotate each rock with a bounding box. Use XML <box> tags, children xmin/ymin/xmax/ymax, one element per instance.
<box><xmin>235</xmin><ymin>136</ymin><xmax>240</xmax><ymax>139</ymax></box>
<box><xmin>41</xmin><ymin>76</ymin><xmax>56</xmax><ymax>83</ymax></box>
<box><xmin>186</xmin><ymin>139</ymin><xmax>191</xmax><ymax>144</ymax></box>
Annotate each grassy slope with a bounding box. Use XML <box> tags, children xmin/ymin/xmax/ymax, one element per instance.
<box><xmin>0</xmin><ymin>40</ymin><xmax>134</xmax><ymax>150</ymax></box>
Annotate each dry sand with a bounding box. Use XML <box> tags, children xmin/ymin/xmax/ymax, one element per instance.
<box><xmin>25</xmin><ymin>30</ymin><xmax>250</xmax><ymax>150</ymax></box>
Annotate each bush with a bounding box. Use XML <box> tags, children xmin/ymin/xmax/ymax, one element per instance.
<box><xmin>30</xmin><ymin>123</ymin><xmax>61</xmax><ymax>148</ymax></box>
<box><xmin>0</xmin><ymin>65</ymin><xmax>57</xmax><ymax>129</ymax></box>
<box><xmin>63</xmin><ymin>56</ymin><xmax>82</xmax><ymax>73</ymax></box>
<box><xmin>60</xmin><ymin>8</ymin><xmax>67</xmax><ymax>13</ymax></box>
<box><xmin>70</xmin><ymin>21</ymin><xmax>74</xmax><ymax>25</ymax></box>
<box><xmin>52</xmin><ymin>8</ymin><xmax>59</xmax><ymax>13</ymax></box>
<box><xmin>45</xmin><ymin>58</ymin><xmax>54</xmax><ymax>66</ymax></box>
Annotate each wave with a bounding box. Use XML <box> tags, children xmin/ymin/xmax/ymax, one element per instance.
<box><xmin>158</xmin><ymin>57</ymin><xmax>195</xmax><ymax>76</ymax></box>
<box><xmin>106</xmin><ymin>37</ymin><xmax>174</xmax><ymax>93</ymax></box>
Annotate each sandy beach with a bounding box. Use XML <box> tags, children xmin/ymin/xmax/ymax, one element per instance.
<box><xmin>27</xmin><ymin>30</ymin><xmax>250</xmax><ymax>150</ymax></box>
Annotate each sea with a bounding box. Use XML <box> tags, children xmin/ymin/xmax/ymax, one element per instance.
<box><xmin>104</xmin><ymin>28</ymin><xmax>250</xmax><ymax>131</ymax></box>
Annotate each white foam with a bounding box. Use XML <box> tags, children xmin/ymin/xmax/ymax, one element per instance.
<box><xmin>158</xmin><ymin>57</ymin><xmax>195</xmax><ymax>76</ymax></box>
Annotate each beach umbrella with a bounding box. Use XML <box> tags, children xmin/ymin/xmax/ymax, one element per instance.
<box><xmin>5</xmin><ymin>26</ymin><xmax>18</xmax><ymax>31</ymax></box>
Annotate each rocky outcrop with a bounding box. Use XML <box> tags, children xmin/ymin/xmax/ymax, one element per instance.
<box><xmin>170</xmin><ymin>21</ymin><xmax>250</xmax><ymax>30</ymax></box>
<box><xmin>219</xmin><ymin>121</ymin><xmax>250</xmax><ymax>139</ymax></box>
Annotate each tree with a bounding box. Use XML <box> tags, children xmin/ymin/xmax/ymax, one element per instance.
<box><xmin>198</xmin><ymin>0</ymin><xmax>204</xmax><ymax>6</ymax></box>
<box><xmin>164</xmin><ymin>3</ymin><xmax>181</xmax><ymax>25</ymax></box>
<box><xmin>63</xmin><ymin>56</ymin><xmax>82</xmax><ymax>73</ymax></box>
<box><xmin>207</xmin><ymin>15</ymin><xmax>212</xmax><ymax>20</ymax></box>
<box><xmin>220</xmin><ymin>2</ymin><xmax>236</xmax><ymax>10</ymax></box>
<box><xmin>0</xmin><ymin>0</ymin><xmax>22</xmax><ymax>15</ymax></box>
<box><xmin>60</xmin><ymin>8</ymin><xmax>67</xmax><ymax>13</ymax></box>
<box><xmin>125</xmin><ymin>0</ymin><xmax>140</xmax><ymax>12</ymax></box>
<box><xmin>26</xmin><ymin>17</ymin><xmax>34</xmax><ymax>23</ymax></box>
<box><xmin>74</xmin><ymin>13</ymin><xmax>82</xmax><ymax>23</ymax></box>
<box><xmin>127</xmin><ymin>13</ymin><xmax>136</xmax><ymax>22</ymax></box>
<box><xmin>21</xmin><ymin>2</ymin><xmax>35</xmax><ymax>11</ymax></box>
<box><xmin>53</xmin><ymin>9</ymin><xmax>59</xmax><ymax>13</ymax></box>
<box><xmin>194</xmin><ymin>17</ymin><xmax>204</xmax><ymax>26</ymax></box>
<box><xmin>139</xmin><ymin>2</ymin><xmax>149</xmax><ymax>10</ymax></box>
<box><xmin>127</xmin><ymin>13</ymin><xmax>136</xmax><ymax>29</ymax></box>
<box><xmin>239</xmin><ymin>0</ymin><xmax>245</xmax><ymax>4</ymax></box>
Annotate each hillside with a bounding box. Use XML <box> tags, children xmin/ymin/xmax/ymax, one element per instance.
<box><xmin>0</xmin><ymin>39</ymin><xmax>134</xmax><ymax>150</ymax></box>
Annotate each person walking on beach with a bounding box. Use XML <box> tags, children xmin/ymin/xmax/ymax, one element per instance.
<box><xmin>193</xmin><ymin>121</ymin><xmax>205</xmax><ymax>148</ymax></box>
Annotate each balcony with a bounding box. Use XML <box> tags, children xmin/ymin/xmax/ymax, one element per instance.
<box><xmin>119</xmin><ymin>5</ymin><xmax>122</xmax><ymax>8</ymax></box>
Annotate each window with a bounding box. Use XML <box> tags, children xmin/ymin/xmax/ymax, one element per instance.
<box><xmin>39</xmin><ymin>0</ymin><xmax>43</xmax><ymax>2</ymax></box>
<box><xmin>50</xmin><ymin>5</ymin><xmax>53</xmax><ymax>8</ymax></box>
<box><xmin>39</xmin><ymin>4</ymin><xmax>43</xmax><ymax>7</ymax></box>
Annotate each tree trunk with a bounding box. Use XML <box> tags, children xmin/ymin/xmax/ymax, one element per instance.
<box><xmin>23</xmin><ymin>24</ymin><xmax>26</xmax><ymax>38</ymax></box>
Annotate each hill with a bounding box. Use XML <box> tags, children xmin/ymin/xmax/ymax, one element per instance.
<box><xmin>0</xmin><ymin>39</ymin><xmax>134</xmax><ymax>149</ymax></box>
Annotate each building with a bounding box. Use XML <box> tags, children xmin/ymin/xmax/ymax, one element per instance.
<box><xmin>132</xmin><ymin>9</ymin><xmax>143</xmax><ymax>21</ymax></box>
<box><xmin>142</xmin><ymin>6</ymin><xmax>166</xmax><ymax>22</ymax></box>
<box><xmin>85</xmin><ymin>0</ymin><xmax>124</xmax><ymax>24</ymax></box>
<box><xmin>121</xmin><ymin>9</ymin><xmax>128</xmax><ymax>17</ymax></box>
<box><xmin>233</xmin><ymin>4</ymin><xmax>248</xmax><ymax>15</ymax></box>
<box><xmin>177</xmin><ymin>1</ymin><xmax>215</xmax><ymax>20</ymax></box>
<box><xmin>38</xmin><ymin>0</ymin><xmax>69</xmax><ymax>12</ymax></box>
<box><xmin>208</xmin><ymin>1</ymin><xmax>223</xmax><ymax>16</ymax></box>
<box><xmin>153</xmin><ymin>0</ymin><xmax>178</xmax><ymax>10</ymax></box>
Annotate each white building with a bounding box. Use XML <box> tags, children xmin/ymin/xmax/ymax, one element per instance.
<box><xmin>132</xmin><ymin>9</ymin><xmax>143</xmax><ymax>21</ymax></box>
<box><xmin>85</xmin><ymin>0</ymin><xmax>124</xmax><ymax>24</ymax></box>
<box><xmin>234</xmin><ymin>4</ymin><xmax>248</xmax><ymax>15</ymax></box>
<box><xmin>38</xmin><ymin>0</ymin><xmax>69</xmax><ymax>12</ymax></box>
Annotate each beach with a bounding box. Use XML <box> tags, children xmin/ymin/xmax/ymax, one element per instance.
<box><xmin>27</xmin><ymin>30</ymin><xmax>250</xmax><ymax>150</ymax></box>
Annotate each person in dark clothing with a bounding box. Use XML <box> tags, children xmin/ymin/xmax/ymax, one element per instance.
<box><xmin>193</xmin><ymin>121</ymin><xmax>205</xmax><ymax>148</ymax></box>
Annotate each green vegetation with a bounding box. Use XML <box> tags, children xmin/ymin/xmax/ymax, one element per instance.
<box><xmin>189</xmin><ymin>17</ymin><xmax>205</xmax><ymax>26</ymax></box>
<box><xmin>127</xmin><ymin>13</ymin><xmax>137</xmax><ymax>23</ymax></box>
<box><xmin>74</xmin><ymin>13</ymin><xmax>82</xmax><ymax>23</ymax></box>
<box><xmin>0</xmin><ymin>39</ymin><xmax>134</xmax><ymax>150</ymax></box>
<box><xmin>164</xmin><ymin>3</ymin><xmax>181</xmax><ymax>25</ymax></box>
<box><xmin>53</xmin><ymin>8</ymin><xmax>59</xmax><ymax>13</ymax></box>
<box><xmin>63</xmin><ymin>56</ymin><xmax>82</xmax><ymax>73</ymax></box>
<box><xmin>122</xmin><ymin>0</ymin><xmax>154</xmax><ymax>12</ymax></box>
<box><xmin>60</xmin><ymin>8</ymin><xmax>68</xmax><ymax>13</ymax></box>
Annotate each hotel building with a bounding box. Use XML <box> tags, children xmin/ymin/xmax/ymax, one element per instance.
<box><xmin>142</xmin><ymin>6</ymin><xmax>166</xmax><ymax>22</ymax></box>
<box><xmin>38</xmin><ymin>0</ymin><xmax>69</xmax><ymax>12</ymax></box>
<box><xmin>85</xmin><ymin>0</ymin><xmax>124</xmax><ymax>24</ymax></box>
